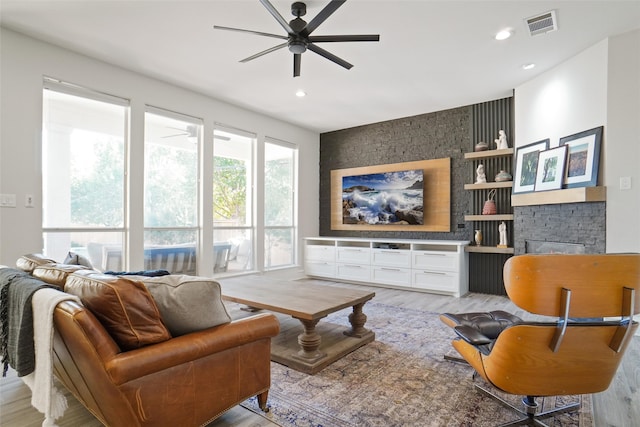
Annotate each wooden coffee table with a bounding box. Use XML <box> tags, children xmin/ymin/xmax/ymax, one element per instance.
<box><xmin>221</xmin><ymin>280</ymin><xmax>375</xmax><ymax>374</ymax></box>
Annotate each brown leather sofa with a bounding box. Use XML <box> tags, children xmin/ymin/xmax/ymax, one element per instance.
<box><xmin>10</xmin><ymin>255</ymin><xmax>280</xmax><ymax>427</ymax></box>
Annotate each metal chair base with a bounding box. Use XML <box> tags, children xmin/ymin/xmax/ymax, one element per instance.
<box><xmin>474</xmin><ymin>383</ymin><xmax>581</xmax><ymax>427</ymax></box>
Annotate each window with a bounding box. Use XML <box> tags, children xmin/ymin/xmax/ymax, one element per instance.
<box><xmin>213</xmin><ymin>128</ymin><xmax>255</xmax><ymax>274</ymax></box>
<box><xmin>144</xmin><ymin>109</ymin><xmax>200</xmax><ymax>274</ymax></box>
<box><xmin>264</xmin><ymin>140</ymin><xmax>297</xmax><ymax>269</ymax></box>
<box><xmin>42</xmin><ymin>82</ymin><xmax>127</xmax><ymax>270</ymax></box>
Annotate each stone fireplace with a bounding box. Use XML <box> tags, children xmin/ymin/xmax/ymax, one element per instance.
<box><xmin>514</xmin><ymin>202</ymin><xmax>606</xmax><ymax>255</ymax></box>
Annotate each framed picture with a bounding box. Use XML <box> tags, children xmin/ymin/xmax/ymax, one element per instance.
<box><xmin>534</xmin><ymin>146</ymin><xmax>567</xmax><ymax>191</ymax></box>
<box><xmin>559</xmin><ymin>126</ymin><xmax>603</xmax><ymax>188</ymax></box>
<box><xmin>513</xmin><ymin>139</ymin><xmax>549</xmax><ymax>194</ymax></box>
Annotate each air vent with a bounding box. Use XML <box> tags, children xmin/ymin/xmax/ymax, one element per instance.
<box><xmin>525</xmin><ymin>10</ymin><xmax>557</xmax><ymax>36</ymax></box>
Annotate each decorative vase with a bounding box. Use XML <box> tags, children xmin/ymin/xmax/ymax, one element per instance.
<box><xmin>495</xmin><ymin>170</ymin><xmax>512</xmax><ymax>182</ymax></box>
<box><xmin>482</xmin><ymin>189</ymin><xmax>497</xmax><ymax>215</ymax></box>
<box><xmin>474</xmin><ymin>230</ymin><xmax>483</xmax><ymax>246</ymax></box>
<box><xmin>474</xmin><ymin>141</ymin><xmax>489</xmax><ymax>152</ymax></box>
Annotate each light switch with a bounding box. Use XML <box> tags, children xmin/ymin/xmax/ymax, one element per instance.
<box><xmin>25</xmin><ymin>194</ymin><xmax>35</xmax><ymax>208</ymax></box>
<box><xmin>0</xmin><ymin>194</ymin><xmax>17</xmax><ymax>208</ymax></box>
<box><xmin>620</xmin><ymin>176</ymin><xmax>632</xmax><ymax>191</ymax></box>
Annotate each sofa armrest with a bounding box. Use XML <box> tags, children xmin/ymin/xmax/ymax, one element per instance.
<box><xmin>105</xmin><ymin>313</ymin><xmax>279</xmax><ymax>385</ymax></box>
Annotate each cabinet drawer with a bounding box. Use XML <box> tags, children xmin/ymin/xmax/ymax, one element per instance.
<box><xmin>412</xmin><ymin>270</ymin><xmax>458</xmax><ymax>293</ymax></box>
<box><xmin>371</xmin><ymin>249</ymin><xmax>411</xmax><ymax>268</ymax></box>
<box><xmin>305</xmin><ymin>261</ymin><xmax>335</xmax><ymax>278</ymax></box>
<box><xmin>412</xmin><ymin>251</ymin><xmax>458</xmax><ymax>271</ymax></box>
<box><xmin>305</xmin><ymin>245</ymin><xmax>336</xmax><ymax>262</ymax></box>
<box><xmin>372</xmin><ymin>266</ymin><xmax>411</xmax><ymax>287</ymax></box>
<box><xmin>337</xmin><ymin>263</ymin><xmax>371</xmax><ymax>282</ymax></box>
<box><xmin>337</xmin><ymin>247</ymin><xmax>371</xmax><ymax>264</ymax></box>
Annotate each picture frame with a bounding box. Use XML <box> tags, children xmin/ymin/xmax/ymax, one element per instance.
<box><xmin>534</xmin><ymin>146</ymin><xmax>567</xmax><ymax>192</ymax></box>
<box><xmin>559</xmin><ymin>126</ymin><xmax>603</xmax><ymax>188</ymax></box>
<box><xmin>513</xmin><ymin>139</ymin><xmax>549</xmax><ymax>194</ymax></box>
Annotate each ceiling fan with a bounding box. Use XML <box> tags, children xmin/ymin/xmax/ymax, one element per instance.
<box><xmin>214</xmin><ymin>0</ymin><xmax>380</xmax><ymax>77</ymax></box>
<box><xmin>162</xmin><ymin>124</ymin><xmax>199</xmax><ymax>139</ymax></box>
<box><xmin>162</xmin><ymin>126</ymin><xmax>231</xmax><ymax>141</ymax></box>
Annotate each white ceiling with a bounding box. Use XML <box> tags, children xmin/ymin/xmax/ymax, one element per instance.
<box><xmin>2</xmin><ymin>1</ymin><xmax>639</xmax><ymax>133</ymax></box>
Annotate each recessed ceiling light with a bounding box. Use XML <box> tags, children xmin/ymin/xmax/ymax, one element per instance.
<box><xmin>495</xmin><ymin>29</ymin><xmax>513</xmax><ymax>40</ymax></box>
<box><xmin>522</xmin><ymin>63</ymin><xmax>536</xmax><ymax>70</ymax></box>
<box><xmin>296</xmin><ymin>90</ymin><xmax>306</xmax><ymax>97</ymax></box>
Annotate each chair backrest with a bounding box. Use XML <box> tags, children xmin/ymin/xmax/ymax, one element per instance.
<box><xmin>488</xmin><ymin>254</ymin><xmax>640</xmax><ymax>396</ymax></box>
<box><xmin>504</xmin><ymin>254</ymin><xmax>640</xmax><ymax>318</ymax></box>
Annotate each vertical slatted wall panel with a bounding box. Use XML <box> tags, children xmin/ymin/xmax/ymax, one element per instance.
<box><xmin>469</xmin><ymin>97</ymin><xmax>514</xmax><ymax>296</ymax></box>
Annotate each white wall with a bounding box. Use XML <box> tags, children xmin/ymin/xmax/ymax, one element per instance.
<box><xmin>515</xmin><ymin>30</ymin><xmax>640</xmax><ymax>253</ymax></box>
<box><xmin>0</xmin><ymin>28</ymin><xmax>320</xmax><ymax>269</ymax></box>
<box><xmin>606</xmin><ymin>30</ymin><xmax>640</xmax><ymax>253</ymax></box>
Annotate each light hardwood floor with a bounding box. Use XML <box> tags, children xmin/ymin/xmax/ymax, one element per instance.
<box><xmin>1</xmin><ymin>269</ymin><xmax>638</xmax><ymax>426</ymax></box>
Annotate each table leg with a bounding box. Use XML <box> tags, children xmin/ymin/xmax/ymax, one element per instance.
<box><xmin>292</xmin><ymin>317</ymin><xmax>326</xmax><ymax>363</ymax></box>
<box><xmin>344</xmin><ymin>302</ymin><xmax>371</xmax><ymax>338</ymax></box>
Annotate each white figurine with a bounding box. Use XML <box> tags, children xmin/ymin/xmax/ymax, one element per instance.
<box><xmin>498</xmin><ymin>221</ymin><xmax>508</xmax><ymax>247</ymax></box>
<box><xmin>495</xmin><ymin>130</ymin><xmax>509</xmax><ymax>150</ymax></box>
<box><xmin>475</xmin><ymin>164</ymin><xmax>487</xmax><ymax>184</ymax></box>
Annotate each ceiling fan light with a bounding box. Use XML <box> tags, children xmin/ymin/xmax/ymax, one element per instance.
<box><xmin>296</xmin><ymin>90</ymin><xmax>306</xmax><ymax>97</ymax></box>
<box><xmin>288</xmin><ymin>40</ymin><xmax>307</xmax><ymax>54</ymax></box>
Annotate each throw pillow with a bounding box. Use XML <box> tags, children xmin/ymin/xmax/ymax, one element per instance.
<box><xmin>32</xmin><ymin>263</ymin><xmax>90</xmax><ymax>289</ymax></box>
<box><xmin>16</xmin><ymin>254</ymin><xmax>57</xmax><ymax>274</ymax></box>
<box><xmin>63</xmin><ymin>251</ymin><xmax>94</xmax><ymax>269</ymax></box>
<box><xmin>136</xmin><ymin>275</ymin><xmax>231</xmax><ymax>336</ymax></box>
<box><xmin>65</xmin><ymin>270</ymin><xmax>171</xmax><ymax>350</ymax></box>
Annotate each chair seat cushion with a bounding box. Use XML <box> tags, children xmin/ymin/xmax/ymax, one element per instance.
<box><xmin>440</xmin><ymin>310</ymin><xmax>521</xmax><ymax>339</ymax></box>
<box><xmin>135</xmin><ymin>275</ymin><xmax>232</xmax><ymax>336</ymax></box>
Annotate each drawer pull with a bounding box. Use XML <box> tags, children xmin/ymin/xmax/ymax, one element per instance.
<box><xmin>344</xmin><ymin>264</ymin><xmax>362</xmax><ymax>268</ymax></box>
<box><xmin>422</xmin><ymin>271</ymin><xmax>446</xmax><ymax>275</ymax></box>
<box><xmin>381</xmin><ymin>267</ymin><xmax>401</xmax><ymax>271</ymax></box>
<box><xmin>381</xmin><ymin>250</ymin><xmax>404</xmax><ymax>254</ymax></box>
<box><xmin>420</xmin><ymin>253</ymin><xmax>446</xmax><ymax>257</ymax></box>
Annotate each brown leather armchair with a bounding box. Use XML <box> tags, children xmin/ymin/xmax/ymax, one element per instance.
<box><xmin>52</xmin><ymin>299</ymin><xmax>279</xmax><ymax>427</ymax></box>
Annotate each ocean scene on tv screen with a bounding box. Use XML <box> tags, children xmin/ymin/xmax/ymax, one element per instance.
<box><xmin>342</xmin><ymin>169</ymin><xmax>424</xmax><ymax>225</ymax></box>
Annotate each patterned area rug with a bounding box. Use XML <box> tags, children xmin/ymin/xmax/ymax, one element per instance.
<box><xmin>239</xmin><ymin>302</ymin><xmax>593</xmax><ymax>427</ymax></box>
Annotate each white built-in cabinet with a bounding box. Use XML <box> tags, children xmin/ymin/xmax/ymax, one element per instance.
<box><xmin>304</xmin><ymin>237</ymin><xmax>469</xmax><ymax>297</ymax></box>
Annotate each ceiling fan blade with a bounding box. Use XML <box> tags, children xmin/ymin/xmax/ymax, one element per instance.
<box><xmin>162</xmin><ymin>133</ymin><xmax>187</xmax><ymax>138</ymax></box>
<box><xmin>293</xmin><ymin>53</ymin><xmax>301</xmax><ymax>77</ymax></box>
<box><xmin>309</xmin><ymin>34</ymin><xmax>380</xmax><ymax>43</ymax></box>
<box><xmin>259</xmin><ymin>0</ymin><xmax>294</xmax><ymax>34</ymax></box>
<box><xmin>307</xmin><ymin>43</ymin><xmax>353</xmax><ymax>70</ymax></box>
<box><xmin>304</xmin><ymin>0</ymin><xmax>347</xmax><ymax>36</ymax></box>
<box><xmin>213</xmin><ymin>25</ymin><xmax>287</xmax><ymax>40</ymax></box>
<box><xmin>240</xmin><ymin>42</ymin><xmax>288</xmax><ymax>63</ymax></box>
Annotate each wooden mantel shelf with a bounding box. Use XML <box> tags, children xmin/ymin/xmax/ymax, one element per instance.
<box><xmin>511</xmin><ymin>186</ymin><xmax>606</xmax><ymax>207</ymax></box>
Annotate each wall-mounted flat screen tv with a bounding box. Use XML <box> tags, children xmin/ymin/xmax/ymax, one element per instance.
<box><xmin>342</xmin><ymin>169</ymin><xmax>424</xmax><ymax>225</ymax></box>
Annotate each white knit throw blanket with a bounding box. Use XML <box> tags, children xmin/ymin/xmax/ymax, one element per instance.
<box><xmin>21</xmin><ymin>288</ymin><xmax>81</xmax><ymax>427</ymax></box>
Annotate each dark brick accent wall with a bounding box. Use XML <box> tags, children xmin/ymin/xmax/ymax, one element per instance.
<box><xmin>514</xmin><ymin>202</ymin><xmax>606</xmax><ymax>255</ymax></box>
<box><xmin>319</xmin><ymin>106</ymin><xmax>471</xmax><ymax>240</ymax></box>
